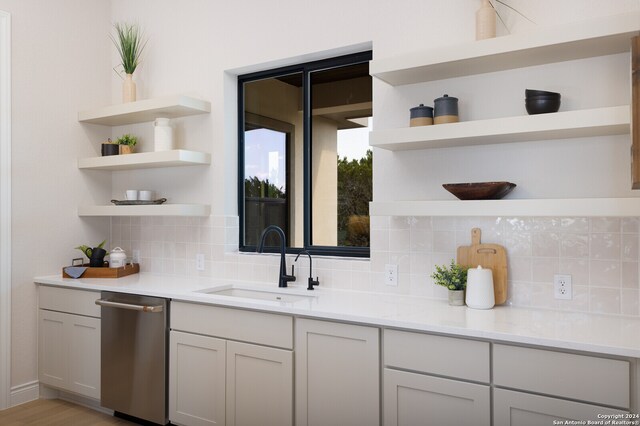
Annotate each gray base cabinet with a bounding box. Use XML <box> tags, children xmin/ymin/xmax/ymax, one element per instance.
<box><xmin>382</xmin><ymin>329</ymin><xmax>490</xmax><ymax>426</ymax></box>
<box><xmin>295</xmin><ymin>318</ymin><xmax>379</xmax><ymax>426</ymax></box>
<box><xmin>38</xmin><ymin>287</ymin><xmax>101</xmax><ymax>400</ymax></box>
<box><xmin>493</xmin><ymin>388</ymin><xmax>626</xmax><ymax>426</ymax></box>
<box><xmin>383</xmin><ymin>368</ymin><xmax>490</xmax><ymax>426</ymax></box>
<box><xmin>169</xmin><ymin>302</ymin><xmax>294</xmax><ymax>426</ymax></box>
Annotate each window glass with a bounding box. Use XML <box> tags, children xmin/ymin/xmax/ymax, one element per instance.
<box><xmin>242</xmin><ymin>72</ymin><xmax>302</xmax><ymax>248</ymax></box>
<box><xmin>310</xmin><ymin>63</ymin><xmax>372</xmax><ymax>248</ymax></box>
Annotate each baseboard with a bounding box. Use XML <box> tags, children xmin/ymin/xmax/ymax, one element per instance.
<box><xmin>9</xmin><ymin>380</ymin><xmax>39</xmax><ymax>407</ymax></box>
<box><xmin>59</xmin><ymin>390</ymin><xmax>112</xmax><ymax>416</ymax></box>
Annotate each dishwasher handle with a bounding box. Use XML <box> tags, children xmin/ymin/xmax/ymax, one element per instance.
<box><xmin>95</xmin><ymin>298</ymin><xmax>164</xmax><ymax>313</ymax></box>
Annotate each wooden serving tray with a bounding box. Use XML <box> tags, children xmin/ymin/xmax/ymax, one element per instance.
<box><xmin>62</xmin><ymin>263</ymin><xmax>140</xmax><ymax>279</ymax></box>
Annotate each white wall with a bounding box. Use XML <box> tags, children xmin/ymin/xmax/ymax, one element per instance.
<box><xmin>0</xmin><ymin>0</ymin><xmax>111</xmax><ymax>390</ymax></box>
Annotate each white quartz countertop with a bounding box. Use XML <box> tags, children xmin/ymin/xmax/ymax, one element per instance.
<box><xmin>34</xmin><ymin>273</ymin><xmax>640</xmax><ymax>358</ymax></box>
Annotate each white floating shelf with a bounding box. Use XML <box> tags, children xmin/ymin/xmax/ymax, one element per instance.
<box><xmin>78</xmin><ymin>150</ymin><xmax>211</xmax><ymax>171</ymax></box>
<box><xmin>78</xmin><ymin>95</ymin><xmax>211</xmax><ymax>126</ymax></box>
<box><xmin>370</xmin><ymin>198</ymin><xmax>640</xmax><ymax>217</ymax></box>
<box><xmin>369</xmin><ymin>106</ymin><xmax>630</xmax><ymax>151</ymax></box>
<box><xmin>78</xmin><ymin>204</ymin><xmax>211</xmax><ymax>217</ymax></box>
<box><xmin>371</xmin><ymin>12</ymin><xmax>640</xmax><ymax>86</ymax></box>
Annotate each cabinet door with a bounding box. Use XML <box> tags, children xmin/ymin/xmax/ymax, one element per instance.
<box><xmin>67</xmin><ymin>315</ymin><xmax>101</xmax><ymax>399</ymax></box>
<box><xmin>169</xmin><ymin>331</ymin><xmax>226</xmax><ymax>426</ymax></box>
<box><xmin>384</xmin><ymin>368</ymin><xmax>490</xmax><ymax>426</ymax></box>
<box><xmin>226</xmin><ymin>340</ymin><xmax>293</xmax><ymax>426</ymax></box>
<box><xmin>494</xmin><ymin>388</ymin><xmax>627</xmax><ymax>426</ymax></box>
<box><xmin>39</xmin><ymin>310</ymin><xmax>68</xmax><ymax>389</ymax></box>
<box><xmin>295</xmin><ymin>318</ymin><xmax>379</xmax><ymax>426</ymax></box>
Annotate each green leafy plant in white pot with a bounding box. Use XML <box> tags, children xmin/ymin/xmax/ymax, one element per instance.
<box><xmin>111</xmin><ymin>22</ymin><xmax>147</xmax><ymax>103</ymax></box>
<box><xmin>431</xmin><ymin>260</ymin><xmax>468</xmax><ymax>306</ymax></box>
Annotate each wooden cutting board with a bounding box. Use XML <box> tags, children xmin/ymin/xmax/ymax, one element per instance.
<box><xmin>457</xmin><ymin>228</ymin><xmax>508</xmax><ymax>305</ymax></box>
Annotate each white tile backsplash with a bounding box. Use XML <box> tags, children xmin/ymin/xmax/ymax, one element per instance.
<box><xmin>110</xmin><ymin>215</ymin><xmax>640</xmax><ymax>317</ymax></box>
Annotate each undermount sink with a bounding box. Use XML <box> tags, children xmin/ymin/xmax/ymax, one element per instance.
<box><xmin>196</xmin><ymin>286</ymin><xmax>315</xmax><ymax>303</ymax></box>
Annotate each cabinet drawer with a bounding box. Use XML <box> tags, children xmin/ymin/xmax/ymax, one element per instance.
<box><xmin>384</xmin><ymin>368</ymin><xmax>490</xmax><ymax>426</ymax></box>
<box><xmin>493</xmin><ymin>344</ymin><xmax>629</xmax><ymax>408</ymax></box>
<box><xmin>171</xmin><ymin>302</ymin><xmax>293</xmax><ymax>349</ymax></box>
<box><xmin>494</xmin><ymin>388</ymin><xmax>627</xmax><ymax>426</ymax></box>
<box><xmin>384</xmin><ymin>329</ymin><xmax>490</xmax><ymax>383</ymax></box>
<box><xmin>39</xmin><ymin>286</ymin><xmax>100</xmax><ymax>318</ymax></box>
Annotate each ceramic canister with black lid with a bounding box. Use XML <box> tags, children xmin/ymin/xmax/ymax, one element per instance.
<box><xmin>434</xmin><ymin>94</ymin><xmax>459</xmax><ymax>124</ymax></box>
<box><xmin>409</xmin><ymin>104</ymin><xmax>434</xmax><ymax>127</ymax></box>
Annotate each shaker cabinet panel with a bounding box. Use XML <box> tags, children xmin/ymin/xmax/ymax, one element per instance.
<box><xmin>493</xmin><ymin>388</ymin><xmax>627</xmax><ymax>426</ymax></box>
<box><xmin>67</xmin><ymin>315</ymin><xmax>101</xmax><ymax>399</ymax></box>
<box><xmin>38</xmin><ymin>310</ymin><xmax>68</xmax><ymax>389</ymax></box>
<box><xmin>169</xmin><ymin>331</ymin><xmax>226</xmax><ymax>426</ymax></box>
<box><xmin>295</xmin><ymin>318</ymin><xmax>379</xmax><ymax>426</ymax></box>
<box><xmin>383</xmin><ymin>368</ymin><xmax>490</xmax><ymax>426</ymax></box>
<box><xmin>38</xmin><ymin>309</ymin><xmax>101</xmax><ymax>399</ymax></box>
<box><xmin>226</xmin><ymin>341</ymin><xmax>293</xmax><ymax>426</ymax></box>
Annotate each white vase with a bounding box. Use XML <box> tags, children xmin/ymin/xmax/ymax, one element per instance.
<box><xmin>122</xmin><ymin>73</ymin><xmax>136</xmax><ymax>103</ymax></box>
<box><xmin>476</xmin><ymin>0</ymin><xmax>496</xmax><ymax>40</ymax></box>
<box><xmin>154</xmin><ymin>118</ymin><xmax>174</xmax><ymax>151</ymax></box>
<box><xmin>465</xmin><ymin>265</ymin><xmax>495</xmax><ymax>309</ymax></box>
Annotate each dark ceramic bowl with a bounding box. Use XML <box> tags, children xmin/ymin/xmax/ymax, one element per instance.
<box><xmin>526</xmin><ymin>95</ymin><xmax>561</xmax><ymax>100</ymax></box>
<box><xmin>443</xmin><ymin>182</ymin><xmax>517</xmax><ymax>200</ymax></box>
<box><xmin>525</xmin><ymin>89</ymin><xmax>561</xmax><ymax>98</ymax></box>
<box><xmin>526</xmin><ymin>97</ymin><xmax>561</xmax><ymax>114</ymax></box>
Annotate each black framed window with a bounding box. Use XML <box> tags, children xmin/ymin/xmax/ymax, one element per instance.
<box><xmin>238</xmin><ymin>51</ymin><xmax>372</xmax><ymax>257</ymax></box>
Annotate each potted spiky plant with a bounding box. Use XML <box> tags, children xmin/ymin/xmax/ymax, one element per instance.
<box><xmin>431</xmin><ymin>260</ymin><xmax>468</xmax><ymax>306</ymax></box>
<box><xmin>111</xmin><ymin>22</ymin><xmax>147</xmax><ymax>103</ymax></box>
<box><xmin>75</xmin><ymin>240</ymin><xmax>109</xmax><ymax>267</ymax></box>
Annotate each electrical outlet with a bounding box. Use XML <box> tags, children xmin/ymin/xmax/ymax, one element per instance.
<box><xmin>554</xmin><ymin>274</ymin><xmax>572</xmax><ymax>300</ymax></box>
<box><xmin>196</xmin><ymin>254</ymin><xmax>205</xmax><ymax>271</ymax></box>
<box><xmin>385</xmin><ymin>264</ymin><xmax>398</xmax><ymax>286</ymax></box>
<box><xmin>132</xmin><ymin>249</ymin><xmax>140</xmax><ymax>264</ymax></box>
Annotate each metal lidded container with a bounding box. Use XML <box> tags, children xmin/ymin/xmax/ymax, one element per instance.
<box><xmin>409</xmin><ymin>104</ymin><xmax>434</xmax><ymax>127</ymax></box>
<box><xmin>434</xmin><ymin>94</ymin><xmax>459</xmax><ymax>124</ymax></box>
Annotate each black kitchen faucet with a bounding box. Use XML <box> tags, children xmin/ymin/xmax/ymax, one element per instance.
<box><xmin>257</xmin><ymin>225</ymin><xmax>296</xmax><ymax>288</ymax></box>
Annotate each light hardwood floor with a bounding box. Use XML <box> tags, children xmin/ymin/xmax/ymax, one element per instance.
<box><xmin>0</xmin><ymin>399</ymin><xmax>139</xmax><ymax>425</ymax></box>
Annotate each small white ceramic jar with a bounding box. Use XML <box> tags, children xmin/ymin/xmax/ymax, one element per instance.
<box><xmin>109</xmin><ymin>247</ymin><xmax>127</xmax><ymax>268</ymax></box>
<box><xmin>465</xmin><ymin>265</ymin><xmax>495</xmax><ymax>309</ymax></box>
<box><xmin>154</xmin><ymin>117</ymin><xmax>174</xmax><ymax>151</ymax></box>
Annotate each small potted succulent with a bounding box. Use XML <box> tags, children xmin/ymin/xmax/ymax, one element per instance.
<box><xmin>431</xmin><ymin>260</ymin><xmax>468</xmax><ymax>306</ymax></box>
<box><xmin>116</xmin><ymin>134</ymin><xmax>137</xmax><ymax>154</ymax></box>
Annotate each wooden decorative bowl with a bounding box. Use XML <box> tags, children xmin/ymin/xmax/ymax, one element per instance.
<box><xmin>443</xmin><ymin>182</ymin><xmax>516</xmax><ymax>200</ymax></box>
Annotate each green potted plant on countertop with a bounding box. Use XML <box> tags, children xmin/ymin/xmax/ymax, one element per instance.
<box><xmin>75</xmin><ymin>239</ymin><xmax>109</xmax><ymax>267</ymax></box>
<box><xmin>116</xmin><ymin>134</ymin><xmax>137</xmax><ymax>154</ymax></box>
<box><xmin>431</xmin><ymin>260</ymin><xmax>468</xmax><ymax>306</ymax></box>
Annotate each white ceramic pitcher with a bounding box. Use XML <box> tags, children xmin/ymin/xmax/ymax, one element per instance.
<box><xmin>154</xmin><ymin>117</ymin><xmax>174</xmax><ymax>151</ymax></box>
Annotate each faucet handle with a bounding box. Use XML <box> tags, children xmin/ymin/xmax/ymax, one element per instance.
<box><xmin>307</xmin><ymin>276</ymin><xmax>320</xmax><ymax>290</ymax></box>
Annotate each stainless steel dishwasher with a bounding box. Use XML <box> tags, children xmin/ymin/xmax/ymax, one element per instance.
<box><xmin>96</xmin><ymin>291</ymin><xmax>169</xmax><ymax>425</ymax></box>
